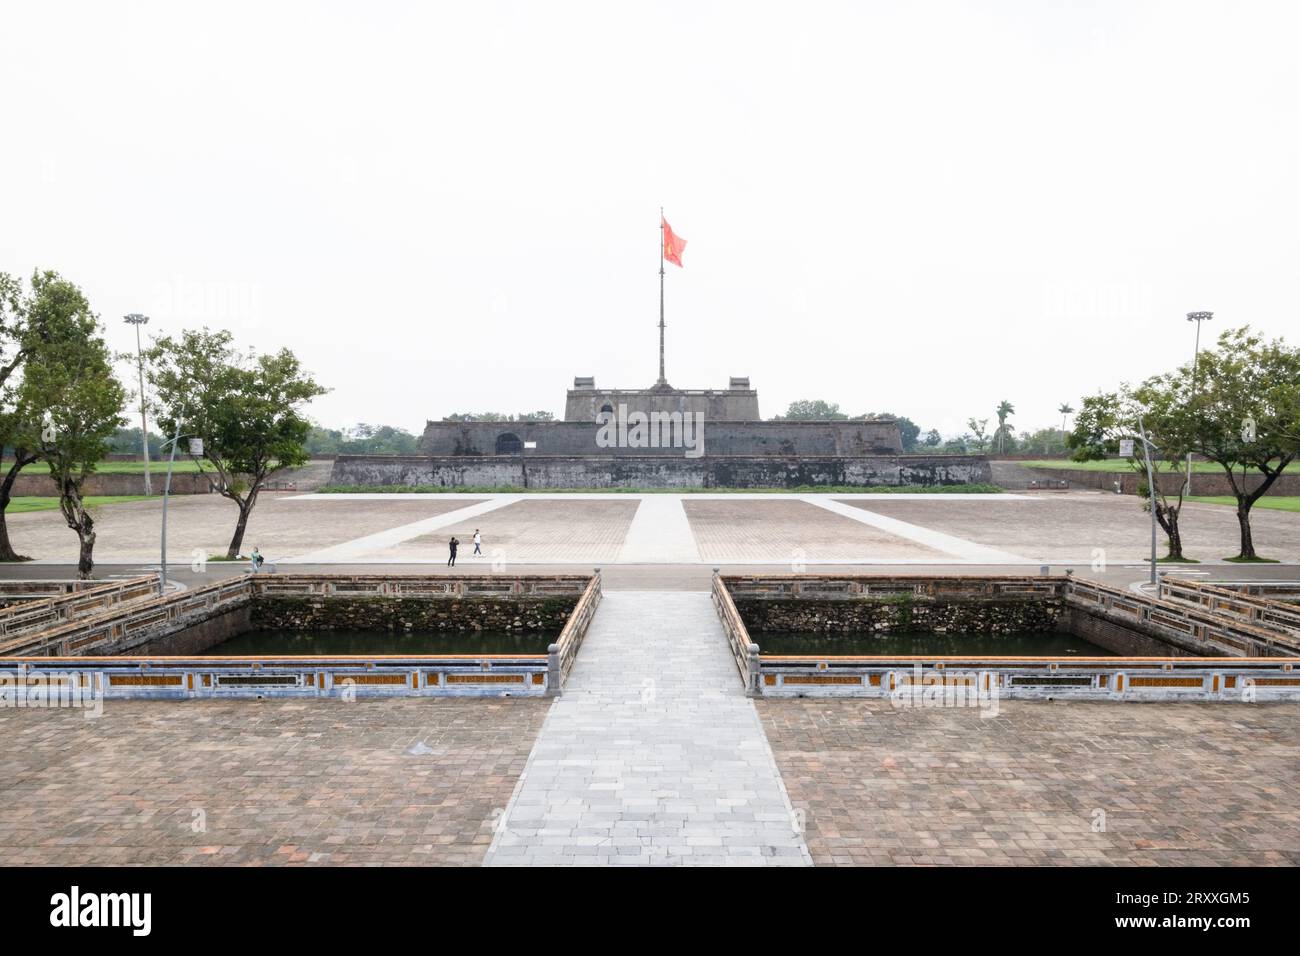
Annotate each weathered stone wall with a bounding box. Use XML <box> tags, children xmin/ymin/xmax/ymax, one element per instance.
<box><xmin>734</xmin><ymin>597</ymin><xmax>1064</xmax><ymax>636</ymax></box>
<box><xmin>564</xmin><ymin>386</ymin><xmax>761</xmax><ymax>422</ymax></box>
<box><xmin>136</xmin><ymin>604</ymin><xmax>253</xmax><ymax>656</ymax></box>
<box><xmin>10</xmin><ymin>472</ymin><xmax>213</xmax><ymax>496</ymax></box>
<box><xmin>1059</xmin><ymin>606</ymin><xmax>1199</xmax><ymax>658</ymax></box>
<box><xmin>330</xmin><ymin>454</ymin><xmax>992</xmax><ymax>489</ymax></box>
<box><xmin>420</xmin><ymin>420</ymin><xmax>904</xmax><ymax>456</ymax></box>
<box><xmin>1027</xmin><ymin>466</ymin><xmax>1300</xmax><ymax>497</ymax></box>
<box><xmin>248</xmin><ymin>595</ymin><xmax>576</xmax><ymax>632</ymax></box>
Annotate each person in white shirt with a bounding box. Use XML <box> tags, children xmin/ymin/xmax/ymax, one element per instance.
<box><xmin>473</xmin><ymin>529</ymin><xmax>482</xmax><ymax>556</ymax></box>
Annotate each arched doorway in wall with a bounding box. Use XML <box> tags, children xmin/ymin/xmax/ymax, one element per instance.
<box><xmin>495</xmin><ymin>432</ymin><xmax>523</xmax><ymax>455</ymax></box>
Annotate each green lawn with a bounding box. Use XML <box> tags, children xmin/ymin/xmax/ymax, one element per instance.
<box><xmin>1020</xmin><ymin>459</ymin><xmax>1298</xmax><ymax>474</ymax></box>
<box><xmin>2</xmin><ymin>459</ymin><xmax>213</xmax><ymax>474</ymax></box>
<box><xmin>6</xmin><ymin>496</ymin><xmax>154</xmax><ymax>514</ymax></box>
<box><xmin>1187</xmin><ymin>496</ymin><xmax>1300</xmax><ymax>513</ymax></box>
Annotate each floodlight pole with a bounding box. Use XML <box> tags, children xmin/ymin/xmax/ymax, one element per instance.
<box><xmin>1184</xmin><ymin>311</ymin><xmax>1213</xmax><ymax>496</ymax></box>
<box><xmin>124</xmin><ymin>314</ymin><xmax>151</xmax><ymax>494</ymax></box>
<box><xmin>159</xmin><ymin>408</ymin><xmax>188</xmax><ymax>596</ymax></box>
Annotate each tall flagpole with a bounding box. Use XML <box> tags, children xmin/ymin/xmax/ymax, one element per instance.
<box><xmin>658</xmin><ymin>206</ymin><xmax>666</xmax><ymax>386</ymax></box>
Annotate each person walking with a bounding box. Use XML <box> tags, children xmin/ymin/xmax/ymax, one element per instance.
<box><xmin>250</xmin><ymin>547</ymin><xmax>265</xmax><ymax>573</ymax></box>
<box><xmin>447</xmin><ymin>535</ymin><xmax>459</xmax><ymax>567</ymax></box>
<box><xmin>473</xmin><ymin>529</ymin><xmax>482</xmax><ymax>556</ymax></box>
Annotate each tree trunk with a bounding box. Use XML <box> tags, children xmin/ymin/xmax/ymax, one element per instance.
<box><xmin>1236</xmin><ymin>499</ymin><xmax>1256</xmax><ymax>560</ymax></box>
<box><xmin>77</xmin><ymin>527</ymin><xmax>96</xmax><ymax>580</ymax></box>
<box><xmin>0</xmin><ymin>454</ymin><xmax>35</xmax><ymax>562</ymax></box>
<box><xmin>70</xmin><ymin>503</ymin><xmax>96</xmax><ymax>580</ymax></box>
<box><xmin>226</xmin><ymin>502</ymin><xmax>253</xmax><ymax>559</ymax></box>
<box><xmin>1154</xmin><ymin>503</ymin><xmax>1184</xmax><ymax>560</ymax></box>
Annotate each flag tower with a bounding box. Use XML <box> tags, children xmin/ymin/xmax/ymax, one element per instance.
<box><xmin>658</xmin><ymin>209</ymin><xmax>686</xmax><ymax>386</ymax></box>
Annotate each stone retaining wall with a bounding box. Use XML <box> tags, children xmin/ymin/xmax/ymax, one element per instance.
<box><xmin>10</xmin><ymin>471</ymin><xmax>214</xmax><ymax>496</ymax></box>
<box><xmin>330</xmin><ymin>454</ymin><xmax>992</xmax><ymax>489</ymax></box>
<box><xmin>138</xmin><ymin>604</ymin><xmax>254</xmax><ymax>656</ymax></box>
<box><xmin>1059</xmin><ymin>606</ymin><xmax>1198</xmax><ymax>657</ymax></box>
<box><xmin>247</xmin><ymin>595</ymin><xmax>576</xmax><ymax>633</ymax></box>
<box><xmin>421</xmin><ymin>419</ymin><xmax>904</xmax><ymax>456</ymax></box>
<box><xmin>734</xmin><ymin>597</ymin><xmax>1063</xmax><ymax>639</ymax></box>
<box><xmin>1027</xmin><ymin>466</ymin><xmax>1300</xmax><ymax>497</ymax></box>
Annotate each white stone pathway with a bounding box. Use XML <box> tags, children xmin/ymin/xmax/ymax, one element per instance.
<box><xmin>282</xmin><ymin>497</ymin><xmax>520</xmax><ymax>563</ymax></box>
<box><xmin>483</xmin><ymin>591</ymin><xmax>811</xmax><ymax>866</ymax></box>
<box><xmin>804</xmin><ymin>496</ymin><xmax>1027</xmax><ymax>563</ymax></box>
<box><xmin>616</xmin><ymin>496</ymin><xmax>701</xmax><ymax>563</ymax></box>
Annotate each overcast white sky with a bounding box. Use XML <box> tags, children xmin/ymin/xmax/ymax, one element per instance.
<box><xmin>2</xmin><ymin>1</ymin><xmax>1297</xmax><ymax>438</ymax></box>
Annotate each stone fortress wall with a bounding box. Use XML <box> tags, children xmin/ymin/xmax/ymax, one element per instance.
<box><xmin>342</xmin><ymin>373</ymin><xmax>991</xmax><ymax>488</ymax></box>
<box><xmin>329</xmin><ymin>453</ymin><xmax>992</xmax><ymax>489</ymax></box>
<box><xmin>421</xmin><ymin>419</ymin><xmax>906</xmax><ymax>457</ymax></box>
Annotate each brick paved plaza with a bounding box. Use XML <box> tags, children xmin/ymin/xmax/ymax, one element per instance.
<box><xmin>0</xmin><ymin>698</ymin><xmax>548</xmax><ymax>866</ymax></box>
<box><xmin>758</xmin><ymin>700</ymin><xmax>1300</xmax><ymax>867</ymax></box>
<box><xmin>1</xmin><ymin>489</ymin><xmax>1298</xmax><ymax>868</ymax></box>
<box><xmin>1</xmin><ymin>691</ymin><xmax>1295</xmax><ymax>866</ymax></box>
<box><xmin>8</xmin><ymin>490</ymin><xmax>1300</xmax><ymax>566</ymax></box>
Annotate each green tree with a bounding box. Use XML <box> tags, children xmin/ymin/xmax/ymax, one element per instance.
<box><xmin>15</xmin><ymin>279</ymin><xmax>125</xmax><ymax>578</ymax></box>
<box><xmin>0</xmin><ymin>271</ymin><xmax>41</xmax><ymax>561</ymax></box>
<box><xmin>147</xmin><ymin>328</ymin><xmax>328</xmax><ymax>559</ymax></box>
<box><xmin>922</xmin><ymin>428</ymin><xmax>942</xmax><ymax>448</ymax></box>
<box><xmin>993</xmin><ymin>400</ymin><xmax>1016</xmax><ymax>454</ymax></box>
<box><xmin>1174</xmin><ymin>327</ymin><xmax>1300</xmax><ymax>559</ymax></box>
<box><xmin>860</xmin><ymin>412</ymin><xmax>920</xmax><ymax>451</ymax></box>
<box><xmin>773</xmin><ymin>399</ymin><xmax>847</xmax><ymax>420</ymax></box>
<box><xmin>0</xmin><ymin>270</ymin><xmax>123</xmax><ymax>562</ymax></box>
<box><xmin>1069</xmin><ymin>388</ymin><xmax>1194</xmax><ymax>560</ymax></box>
<box><xmin>339</xmin><ymin>423</ymin><xmax>420</xmax><ymax>454</ymax></box>
<box><xmin>1017</xmin><ymin>426</ymin><xmax>1068</xmax><ymax>456</ymax></box>
<box><xmin>443</xmin><ymin>411</ymin><xmax>510</xmax><ymax>422</ymax></box>
<box><xmin>1058</xmin><ymin>402</ymin><xmax>1074</xmax><ymax>442</ymax></box>
<box><xmin>305</xmin><ymin>425</ymin><xmax>343</xmax><ymax>455</ymax></box>
<box><xmin>966</xmin><ymin>418</ymin><xmax>990</xmax><ymax>453</ymax></box>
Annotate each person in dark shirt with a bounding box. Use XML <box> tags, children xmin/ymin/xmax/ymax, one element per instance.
<box><xmin>448</xmin><ymin>536</ymin><xmax>459</xmax><ymax>567</ymax></box>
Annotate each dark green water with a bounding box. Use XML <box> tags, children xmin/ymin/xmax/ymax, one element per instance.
<box><xmin>754</xmin><ymin>630</ymin><xmax>1115</xmax><ymax>657</ymax></box>
<box><xmin>201</xmin><ymin>628</ymin><xmax>558</xmax><ymax>656</ymax></box>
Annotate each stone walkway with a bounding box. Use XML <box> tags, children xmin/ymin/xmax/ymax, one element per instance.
<box><xmin>617</xmin><ymin>496</ymin><xmax>701</xmax><ymax>563</ymax></box>
<box><xmin>484</xmin><ymin>591</ymin><xmax>811</xmax><ymax>866</ymax></box>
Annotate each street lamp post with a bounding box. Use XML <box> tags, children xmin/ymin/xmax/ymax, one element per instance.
<box><xmin>159</xmin><ymin>411</ymin><xmax>199</xmax><ymax>597</ymax></box>
<box><xmin>1184</xmin><ymin>311</ymin><xmax>1213</xmax><ymax>496</ymax></box>
<box><xmin>1136</xmin><ymin>412</ymin><xmax>1159</xmax><ymax>586</ymax></box>
<box><xmin>123</xmin><ymin>314</ymin><xmax>151</xmax><ymax>495</ymax></box>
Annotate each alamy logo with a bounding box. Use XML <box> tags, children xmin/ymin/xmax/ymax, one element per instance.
<box><xmin>49</xmin><ymin>886</ymin><xmax>151</xmax><ymax>936</ymax></box>
<box><xmin>594</xmin><ymin>404</ymin><xmax>705</xmax><ymax>458</ymax></box>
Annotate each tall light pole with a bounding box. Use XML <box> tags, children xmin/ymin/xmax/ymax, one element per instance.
<box><xmin>1184</xmin><ymin>311</ymin><xmax>1213</xmax><ymax>496</ymax></box>
<box><xmin>1136</xmin><ymin>412</ymin><xmax>1159</xmax><ymax>586</ymax></box>
<box><xmin>123</xmin><ymin>314</ymin><xmax>152</xmax><ymax>495</ymax></box>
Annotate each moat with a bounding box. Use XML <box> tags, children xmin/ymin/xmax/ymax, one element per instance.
<box><xmin>200</xmin><ymin>627</ymin><xmax>559</xmax><ymax>656</ymax></box>
<box><xmin>753</xmin><ymin>630</ymin><xmax>1115</xmax><ymax>657</ymax></box>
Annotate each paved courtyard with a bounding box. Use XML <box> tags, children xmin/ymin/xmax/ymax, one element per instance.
<box><xmin>9</xmin><ymin>490</ymin><xmax>1300</xmax><ymax>567</ymax></box>
<box><xmin>0</xmin><ymin>698</ymin><xmax>548</xmax><ymax>866</ymax></box>
<box><xmin>2</xmin><ymin>687</ymin><xmax>1295</xmax><ymax>866</ymax></box>
<box><xmin>2</xmin><ymin>489</ymin><xmax>1298</xmax><ymax>868</ymax></box>
<box><xmin>759</xmin><ymin>699</ymin><xmax>1300</xmax><ymax>867</ymax></box>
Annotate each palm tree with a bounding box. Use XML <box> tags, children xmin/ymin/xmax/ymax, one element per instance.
<box><xmin>1058</xmin><ymin>402</ymin><xmax>1074</xmax><ymax>450</ymax></box>
<box><xmin>994</xmin><ymin>400</ymin><xmax>1015</xmax><ymax>454</ymax></box>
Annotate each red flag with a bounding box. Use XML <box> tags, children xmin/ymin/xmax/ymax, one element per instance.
<box><xmin>662</xmin><ymin>216</ymin><xmax>687</xmax><ymax>267</ymax></box>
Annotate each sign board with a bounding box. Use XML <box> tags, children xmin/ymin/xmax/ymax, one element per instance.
<box><xmin>523</xmin><ymin>441</ymin><xmax>537</xmax><ymax>450</ymax></box>
<box><xmin>1118</xmin><ymin>439</ymin><xmax>1135</xmax><ymax>457</ymax></box>
<box><xmin>188</xmin><ymin>438</ymin><xmax>204</xmax><ymax>457</ymax></box>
